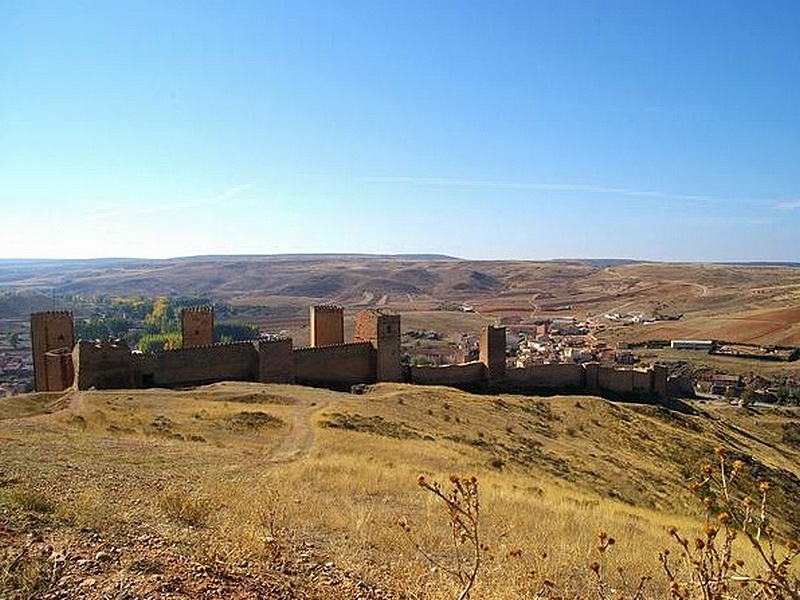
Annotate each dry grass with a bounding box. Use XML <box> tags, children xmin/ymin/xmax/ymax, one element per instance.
<box><xmin>0</xmin><ymin>382</ymin><xmax>798</xmax><ymax>598</ymax></box>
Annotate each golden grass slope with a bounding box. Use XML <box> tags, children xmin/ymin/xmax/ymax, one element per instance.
<box><xmin>1</xmin><ymin>382</ymin><xmax>798</xmax><ymax>598</ymax></box>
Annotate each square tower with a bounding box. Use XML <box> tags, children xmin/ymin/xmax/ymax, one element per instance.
<box><xmin>30</xmin><ymin>311</ymin><xmax>75</xmax><ymax>391</ymax></box>
<box><xmin>181</xmin><ymin>306</ymin><xmax>214</xmax><ymax>348</ymax></box>
<box><xmin>354</xmin><ymin>309</ymin><xmax>401</xmax><ymax>382</ymax></box>
<box><xmin>310</xmin><ymin>305</ymin><xmax>344</xmax><ymax>347</ymax></box>
<box><xmin>480</xmin><ymin>325</ymin><xmax>506</xmax><ymax>380</ymax></box>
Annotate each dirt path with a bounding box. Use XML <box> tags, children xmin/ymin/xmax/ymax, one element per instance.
<box><xmin>266</xmin><ymin>398</ymin><xmax>331</xmax><ymax>463</ymax></box>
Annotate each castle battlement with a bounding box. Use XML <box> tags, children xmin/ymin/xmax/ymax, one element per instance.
<box><xmin>294</xmin><ymin>341</ymin><xmax>374</xmax><ymax>356</ymax></box>
<box><xmin>31</xmin><ymin>310</ymin><xmax>73</xmax><ymax>318</ymax></box>
<box><xmin>35</xmin><ymin>302</ymin><xmax>670</xmax><ymax>402</ymax></box>
<box><xmin>311</xmin><ymin>304</ymin><xmax>343</xmax><ymax>312</ymax></box>
<box><xmin>181</xmin><ymin>305</ymin><xmax>214</xmax><ymax>313</ymax></box>
<box><xmin>148</xmin><ymin>338</ymin><xmax>255</xmax><ymax>355</ymax></box>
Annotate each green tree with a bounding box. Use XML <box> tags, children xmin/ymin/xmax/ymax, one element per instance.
<box><xmin>138</xmin><ymin>332</ymin><xmax>182</xmax><ymax>353</ymax></box>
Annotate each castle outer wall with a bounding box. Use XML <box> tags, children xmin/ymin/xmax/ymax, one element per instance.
<box><xmin>39</xmin><ymin>311</ymin><xmax>669</xmax><ymax>403</ymax></box>
<box><xmin>294</xmin><ymin>342</ymin><xmax>374</xmax><ymax>387</ymax></box>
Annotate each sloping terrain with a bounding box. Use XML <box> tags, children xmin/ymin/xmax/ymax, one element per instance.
<box><xmin>1</xmin><ymin>382</ymin><xmax>798</xmax><ymax>598</ymax></box>
<box><xmin>3</xmin><ymin>256</ymin><xmax>800</xmax><ymax>345</ymax></box>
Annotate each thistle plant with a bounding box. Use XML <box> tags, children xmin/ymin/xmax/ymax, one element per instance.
<box><xmin>661</xmin><ymin>447</ymin><xmax>800</xmax><ymax>600</ymax></box>
<box><xmin>399</xmin><ymin>474</ymin><xmax>482</xmax><ymax>600</ymax></box>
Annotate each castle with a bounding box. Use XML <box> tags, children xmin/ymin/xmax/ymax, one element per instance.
<box><xmin>30</xmin><ymin>306</ymin><xmax>668</xmax><ymax>400</ymax></box>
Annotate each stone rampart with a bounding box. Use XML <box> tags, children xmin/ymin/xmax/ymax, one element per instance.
<box><xmin>257</xmin><ymin>338</ymin><xmax>295</xmax><ymax>384</ymax></box>
<box><xmin>136</xmin><ymin>341</ymin><xmax>258</xmax><ymax>387</ymax></box>
<box><xmin>73</xmin><ymin>340</ymin><xmax>134</xmax><ymax>390</ymax></box>
<box><xmin>598</xmin><ymin>366</ymin><xmax>635</xmax><ymax>394</ymax></box>
<box><xmin>410</xmin><ymin>361</ymin><xmax>486</xmax><ymax>387</ymax></box>
<box><xmin>45</xmin><ymin>348</ymin><xmax>75</xmax><ymax>391</ymax></box>
<box><xmin>506</xmin><ymin>363</ymin><xmax>585</xmax><ymax>389</ymax></box>
<box><xmin>293</xmin><ymin>342</ymin><xmax>374</xmax><ymax>387</ymax></box>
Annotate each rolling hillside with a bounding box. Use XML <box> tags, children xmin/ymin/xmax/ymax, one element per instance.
<box><xmin>1</xmin><ymin>383</ymin><xmax>798</xmax><ymax>598</ymax></box>
<box><xmin>3</xmin><ymin>255</ymin><xmax>800</xmax><ymax>347</ymax></box>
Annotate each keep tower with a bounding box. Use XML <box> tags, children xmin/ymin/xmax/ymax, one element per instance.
<box><xmin>30</xmin><ymin>311</ymin><xmax>75</xmax><ymax>391</ymax></box>
<box><xmin>181</xmin><ymin>306</ymin><xmax>214</xmax><ymax>348</ymax></box>
<box><xmin>354</xmin><ymin>309</ymin><xmax>401</xmax><ymax>382</ymax></box>
<box><xmin>309</xmin><ymin>305</ymin><xmax>344</xmax><ymax>347</ymax></box>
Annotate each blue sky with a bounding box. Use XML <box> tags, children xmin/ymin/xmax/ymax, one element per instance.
<box><xmin>1</xmin><ymin>1</ymin><xmax>799</xmax><ymax>261</ymax></box>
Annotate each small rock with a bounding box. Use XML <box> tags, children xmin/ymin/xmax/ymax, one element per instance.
<box><xmin>95</xmin><ymin>550</ymin><xmax>111</xmax><ymax>562</ymax></box>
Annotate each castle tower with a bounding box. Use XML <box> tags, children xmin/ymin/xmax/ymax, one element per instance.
<box><xmin>30</xmin><ymin>311</ymin><xmax>75</xmax><ymax>391</ymax></box>
<box><xmin>310</xmin><ymin>305</ymin><xmax>344</xmax><ymax>347</ymax></box>
<box><xmin>181</xmin><ymin>306</ymin><xmax>214</xmax><ymax>349</ymax></box>
<box><xmin>354</xmin><ymin>309</ymin><xmax>401</xmax><ymax>382</ymax></box>
<box><xmin>480</xmin><ymin>325</ymin><xmax>506</xmax><ymax>380</ymax></box>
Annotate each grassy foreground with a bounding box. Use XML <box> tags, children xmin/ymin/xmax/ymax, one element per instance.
<box><xmin>1</xmin><ymin>382</ymin><xmax>798</xmax><ymax>599</ymax></box>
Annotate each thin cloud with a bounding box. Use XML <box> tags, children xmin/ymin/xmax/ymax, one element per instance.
<box><xmin>361</xmin><ymin>175</ymin><xmax>785</xmax><ymax>207</ymax></box>
<box><xmin>93</xmin><ymin>182</ymin><xmax>256</xmax><ymax>219</ymax></box>
<box><xmin>776</xmin><ymin>199</ymin><xmax>800</xmax><ymax>211</ymax></box>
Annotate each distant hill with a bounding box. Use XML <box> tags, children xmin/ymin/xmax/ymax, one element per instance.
<box><xmin>3</xmin><ymin>255</ymin><xmax>800</xmax><ymax>345</ymax></box>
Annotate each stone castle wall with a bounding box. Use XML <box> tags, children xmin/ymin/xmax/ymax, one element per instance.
<box><xmin>506</xmin><ymin>363</ymin><xmax>585</xmax><ymax>389</ymax></box>
<box><xmin>410</xmin><ymin>361</ymin><xmax>486</xmax><ymax>387</ymax></box>
<box><xmin>47</xmin><ymin>309</ymin><xmax>669</xmax><ymax>401</ymax></box>
<box><xmin>293</xmin><ymin>342</ymin><xmax>375</xmax><ymax>387</ymax></box>
<box><xmin>73</xmin><ymin>340</ymin><xmax>134</xmax><ymax>390</ymax></box>
<box><xmin>135</xmin><ymin>341</ymin><xmax>258</xmax><ymax>388</ymax></box>
<box><xmin>258</xmin><ymin>338</ymin><xmax>295</xmax><ymax>384</ymax></box>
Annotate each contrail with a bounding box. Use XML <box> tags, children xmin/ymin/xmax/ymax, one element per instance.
<box><xmin>361</xmin><ymin>175</ymin><xmax>793</xmax><ymax>208</ymax></box>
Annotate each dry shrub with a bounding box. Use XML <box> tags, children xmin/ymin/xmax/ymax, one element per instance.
<box><xmin>1</xmin><ymin>486</ymin><xmax>55</xmax><ymax>514</ymax></box>
<box><xmin>661</xmin><ymin>447</ymin><xmax>800</xmax><ymax>600</ymax></box>
<box><xmin>399</xmin><ymin>449</ymin><xmax>799</xmax><ymax>600</ymax></box>
<box><xmin>0</xmin><ymin>541</ymin><xmax>65</xmax><ymax>599</ymax></box>
<box><xmin>157</xmin><ymin>489</ymin><xmax>215</xmax><ymax>528</ymax></box>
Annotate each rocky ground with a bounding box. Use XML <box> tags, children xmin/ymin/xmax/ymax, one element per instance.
<box><xmin>1</xmin><ymin>506</ymin><xmax>395</xmax><ymax>600</ymax></box>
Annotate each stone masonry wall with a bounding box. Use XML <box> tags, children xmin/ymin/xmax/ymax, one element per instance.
<box><xmin>73</xmin><ymin>340</ymin><xmax>134</xmax><ymax>390</ymax></box>
<box><xmin>506</xmin><ymin>363</ymin><xmax>585</xmax><ymax>389</ymax></box>
<box><xmin>137</xmin><ymin>341</ymin><xmax>258</xmax><ymax>387</ymax></box>
<box><xmin>30</xmin><ymin>311</ymin><xmax>75</xmax><ymax>392</ymax></box>
<box><xmin>257</xmin><ymin>338</ymin><xmax>295</xmax><ymax>384</ymax></box>
<box><xmin>310</xmin><ymin>305</ymin><xmax>344</xmax><ymax>347</ymax></box>
<box><xmin>181</xmin><ymin>307</ymin><xmax>214</xmax><ymax>349</ymax></box>
<box><xmin>410</xmin><ymin>361</ymin><xmax>486</xmax><ymax>386</ymax></box>
<box><xmin>293</xmin><ymin>342</ymin><xmax>375</xmax><ymax>387</ymax></box>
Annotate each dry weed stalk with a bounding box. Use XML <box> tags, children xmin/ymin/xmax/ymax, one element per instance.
<box><xmin>399</xmin><ymin>474</ymin><xmax>482</xmax><ymax>600</ymax></box>
<box><xmin>661</xmin><ymin>447</ymin><xmax>800</xmax><ymax>600</ymax></box>
<box><xmin>588</xmin><ymin>530</ymin><xmax>652</xmax><ymax>600</ymax></box>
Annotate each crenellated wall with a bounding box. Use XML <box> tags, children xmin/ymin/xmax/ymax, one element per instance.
<box><xmin>506</xmin><ymin>363</ymin><xmax>585</xmax><ymax>389</ymax></box>
<box><xmin>597</xmin><ymin>366</ymin><xmax>635</xmax><ymax>394</ymax></box>
<box><xmin>258</xmin><ymin>338</ymin><xmax>295</xmax><ymax>384</ymax></box>
<box><xmin>410</xmin><ymin>361</ymin><xmax>486</xmax><ymax>387</ymax></box>
<box><xmin>293</xmin><ymin>341</ymin><xmax>375</xmax><ymax>387</ymax></box>
<box><xmin>50</xmin><ymin>307</ymin><xmax>671</xmax><ymax>402</ymax></box>
<box><xmin>135</xmin><ymin>341</ymin><xmax>258</xmax><ymax>388</ymax></box>
<box><xmin>73</xmin><ymin>340</ymin><xmax>134</xmax><ymax>390</ymax></box>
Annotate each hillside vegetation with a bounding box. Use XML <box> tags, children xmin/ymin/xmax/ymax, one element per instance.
<box><xmin>3</xmin><ymin>256</ymin><xmax>800</xmax><ymax>346</ymax></box>
<box><xmin>1</xmin><ymin>383</ymin><xmax>798</xmax><ymax>598</ymax></box>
